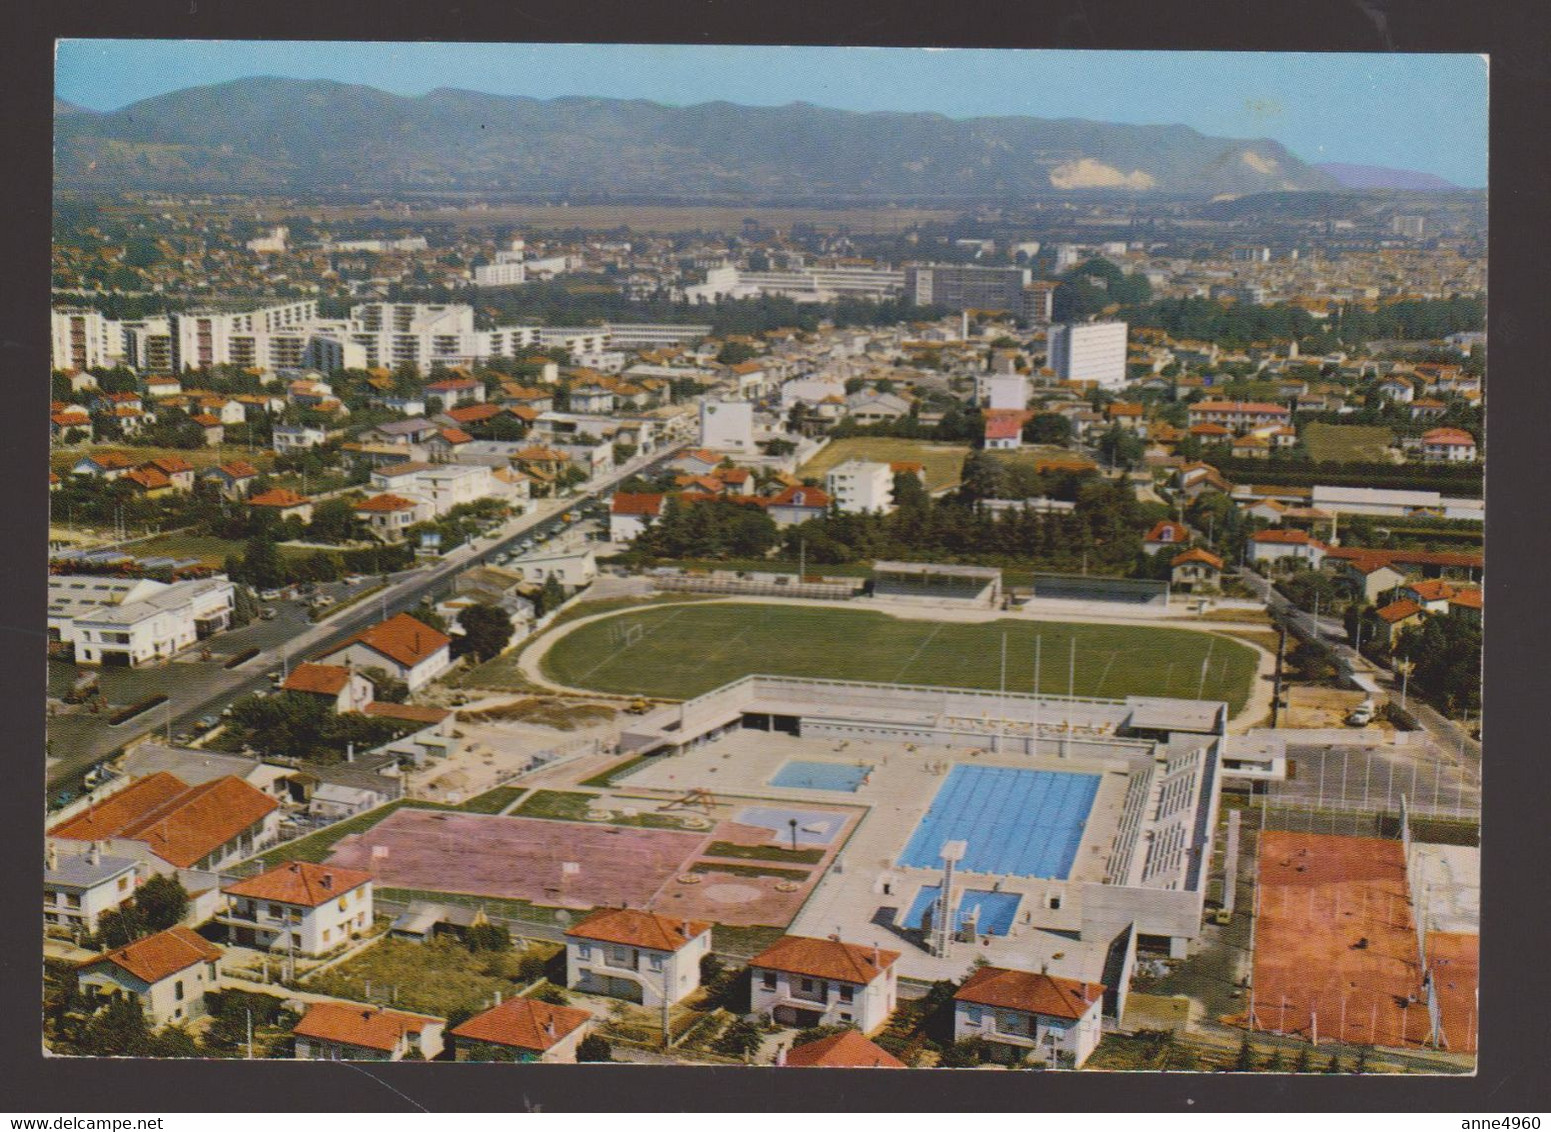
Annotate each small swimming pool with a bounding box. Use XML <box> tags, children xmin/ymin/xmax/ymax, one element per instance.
<box><xmin>737</xmin><ymin>806</ymin><xmax>846</xmax><ymax>847</ymax></box>
<box><xmin>904</xmin><ymin>886</ymin><xmax>1023</xmax><ymax>937</ymax></box>
<box><xmin>770</xmin><ymin>760</ymin><xmax>872</xmax><ymax>793</ymax></box>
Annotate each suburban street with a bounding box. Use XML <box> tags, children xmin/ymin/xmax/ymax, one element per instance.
<box><xmin>46</xmin><ymin>443</ymin><xmax>682</xmax><ymax>796</ymax></box>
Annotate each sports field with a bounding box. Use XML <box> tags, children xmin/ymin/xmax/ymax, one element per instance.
<box><xmin>540</xmin><ymin>603</ymin><xmax>1259</xmax><ymax>712</ymax></box>
<box><xmin>797</xmin><ymin>437</ymin><xmax>971</xmax><ymax>492</ymax></box>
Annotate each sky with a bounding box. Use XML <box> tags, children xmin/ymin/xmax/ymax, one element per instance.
<box><xmin>55</xmin><ymin>42</ymin><xmax>1488</xmax><ymax>187</ymax></box>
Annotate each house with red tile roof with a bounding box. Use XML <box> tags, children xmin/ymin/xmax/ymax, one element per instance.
<box><xmin>221</xmin><ymin>860</ymin><xmax>374</xmax><ymax>956</ymax></box>
<box><xmin>609</xmin><ymin>491</ymin><xmax>667</xmax><ymax>542</ymax></box>
<box><xmin>353</xmin><ymin>492</ymin><xmax>433</xmax><ymax>541</ymax></box>
<box><xmin>1141</xmin><ymin>520</ymin><xmax>1191</xmax><ymax>556</ymax></box>
<box><xmin>50</xmin><ymin>772</ymin><xmax>280</xmax><ymax>873</ymax></box>
<box><xmin>1420</xmin><ymin>427</ymin><xmax>1478</xmax><ymax>463</ymax></box>
<box><xmin>144</xmin><ymin>456</ymin><xmax>195</xmax><ymax>492</ymax></box>
<box><xmin>1375</xmin><ymin>597</ymin><xmax>1426</xmax><ymax>645</ymax></box>
<box><xmin>780</xmin><ymin>1028</ymin><xmax>905</xmax><ymax>1069</ymax></box>
<box><xmin>450</xmin><ymin>997</ymin><xmax>592</xmax><ymax>1063</ymax></box>
<box><xmin>765</xmin><ymin>484</ymin><xmax>831</xmax><ymax>528</ymax></box>
<box><xmin>1187</xmin><ymin>400</ymin><xmax>1290</xmax><ymax>432</ymax></box>
<box><xmin>76</xmin><ymin>925</ymin><xmax>223</xmax><ymax>1027</ymax></box>
<box><xmin>984</xmin><ymin>409</ymin><xmax>1030</xmax><ymax>450</ymax></box>
<box><xmin>246</xmin><ymin>488</ymin><xmax>314</xmax><ymax>523</ymax></box>
<box><xmin>1170</xmin><ymin>547</ymin><xmax>1224</xmax><ymax>593</ymax></box>
<box><xmin>1248</xmin><ymin>528</ymin><xmax>1328</xmax><ymax>570</ymax></box>
<box><xmin>202</xmin><ymin>459</ymin><xmax>260</xmax><ymax>499</ymax></box>
<box><xmin>749</xmin><ymin>935</ymin><xmax>900</xmax><ymax>1034</ymax></box>
<box><xmin>281</xmin><ymin>663</ymin><xmax>376</xmax><ymax>713</ymax></box>
<box><xmin>565</xmin><ymin>908</ymin><xmax>712</xmax><ymax>1008</ymax></box>
<box><xmin>292</xmin><ymin>1002</ymin><xmax>445</xmax><ymax>1061</ymax></box>
<box><xmin>70</xmin><ymin>450</ymin><xmax>139</xmax><ymax>480</ymax></box>
<box><xmin>425</xmin><ymin>375</ymin><xmax>485</xmax><ymax>407</ymax></box>
<box><xmin>318</xmin><ymin>612</ymin><xmax>451</xmax><ymax>692</ymax></box>
<box><xmin>953</xmin><ymin>966</ymin><xmax>1106</xmax><ymax>1068</ymax></box>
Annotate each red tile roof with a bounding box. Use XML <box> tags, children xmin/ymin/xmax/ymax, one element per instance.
<box><xmin>1252</xmin><ymin>529</ymin><xmax>1325</xmax><ymax>547</ymax></box>
<box><xmin>224</xmin><ymin>860</ymin><xmax>373</xmax><ymax>907</ymax></box>
<box><xmin>439</xmin><ymin>427</ymin><xmax>475</xmax><ymax>444</ymax></box>
<box><xmin>611</xmin><ymin>492</ymin><xmax>666</xmax><ymax>517</ymax></box>
<box><xmin>51</xmin><ymin>774</ymin><xmax>279</xmax><ymax>869</ymax></box>
<box><xmin>327</xmin><ymin>612</ymin><xmax>450</xmax><ymax>670</ymax></box>
<box><xmin>1422</xmin><ymin>427</ymin><xmax>1477</xmax><ymax>447</ymax></box>
<box><xmin>248</xmin><ymin>488</ymin><xmax>310</xmax><ymax>508</ymax></box>
<box><xmin>82</xmin><ymin>925</ymin><xmax>221</xmax><ymax>986</ymax></box>
<box><xmin>750</xmin><ymin>936</ymin><xmax>899</xmax><ymax>985</ymax></box>
<box><xmin>1144</xmin><ymin>521</ymin><xmax>1190</xmax><ymax>545</ymax></box>
<box><xmin>148</xmin><ymin>456</ymin><xmax>194</xmax><ymax>475</ymax></box>
<box><xmin>354</xmin><ymin>492</ymin><xmax>422</xmax><ymax>513</ymax></box>
<box><xmin>363</xmin><ymin>701</ymin><xmax>451</xmax><ymax>725</ymax></box>
<box><xmin>1448</xmin><ymin>589</ymin><xmax>1483</xmax><ymax>610</ymax></box>
<box><xmin>84</xmin><ymin>451</ymin><xmax>140</xmax><ymax>471</ymax></box>
<box><xmin>1171</xmin><ymin>548</ymin><xmax>1223</xmax><ymax>570</ymax></box>
<box><xmin>191</xmin><ymin>413</ymin><xmax>223</xmax><ymax>427</ymax></box>
<box><xmin>566</xmin><ymin>908</ymin><xmax>709</xmax><ymax>952</ymax></box>
<box><xmin>984</xmin><ymin>413</ymin><xmax>1025</xmax><ymax>441</ymax></box>
<box><xmin>215</xmin><ymin>460</ymin><xmax>259</xmax><ymax>479</ymax></box>
<box><xmin>446</xmin><ymin>403</ymin><xmax>503</xmax><ymax>425</ymax></box>
<box><xmin>450</xmin><ymin>997</ymin><xmax>591</xmax><ymax>1052</ymax></box>
<box><xmin>954</xmin><ymin>966</ymin><xmax>1104</xmax><ymax>1021</ymax></box>
<box><xmin>784</xmin><ymin>1030</ymin><xmax>905</xmax><ymax>1069</ymax></box>
<box><xmin>766</xmin><ymin>485</ymin><xmax>830</xmax><ymax>509</ymax></box>
<box><xmin>125</xmin><ymin>467</ymin><xmax>172</xmax><ymax>491</ymax></box>
<box><xmin>293</xmin><ymin>1002</ymin><xmax>437</xmax><ymax>1053</ymax></box>
<box><xmin>1192</xmin><ymin>401</ymin><xmax>1290</xmax><ymax>415</ymax></box>
<box><xmin>282</xmin><ymin>663</ymin><xmax>355</xmax><ymax>696</ymax></box>
<box><xmin>1377</xmin><ymin>598</ymin><xmax>1425</xmax><ymax>624</ymax></box>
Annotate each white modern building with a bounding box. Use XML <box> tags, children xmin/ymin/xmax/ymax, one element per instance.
<box><xmin>749</xmin><ymin>936</ymin><xmax>900</xmax><ymax>1035</ymax></box>
<box><xmin>825</xmin><ymin>459</ymin><xmax>896</xmax><ymax>515</ymax></box>
<box><xmin>698</xmin><ymin>398</ymin><xmax>755</xmax><ymax>453</ymax></box>
<box><xmin>980</xmin><ymin>373</ymin><xmax>1030</xmax><ymax>411</ymax></box>
<box><xmin>220</xmin><ymin>860</ymin><xmax>374</xmax><ymax>958</ymax></box>
<box><xmin>1047</xmin><ymin>321</ymin><xmax>1129</xmax><ymax>390</ymax></box>
<box><xmin>565</xmin><ymin>908</ymin><xmax>712</xmax><ymax>1008</ymax></box>
<box><xmin>685</xmin><ymin>265</ymin><xmax>904</xmax><ymax>304</ymax></box>
<box><xmin>50</xmin><ymin>575</ymin><xmax>235</xmax><ymax>666</ymax></box>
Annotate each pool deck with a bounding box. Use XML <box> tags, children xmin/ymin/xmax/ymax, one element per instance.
<box><xmin>622</xmin><ymin>727</ymin><xmax>1137</xmax><ymax>983</ymax></box>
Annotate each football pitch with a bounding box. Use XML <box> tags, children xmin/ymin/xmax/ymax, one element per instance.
<box><xmin>540</xmin><ymin>603</ymin><xmax>1260</xmax><ymax>712</ymax></box>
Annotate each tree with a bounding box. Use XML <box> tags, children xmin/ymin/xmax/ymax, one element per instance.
<box><xmin>577</xmin><ymin>1034</ymin><xmax>614</xmax><ymax>1062</ymax></box>
<box><xmin>1024</xmin><ymin>413</ymin><xmax>1073</xmax><ymax>445</ymax></box>
<box><xmin>464</xmin><ymin>922</ymin><xmax>512</xmax><ymax>952</ymax></box>
<box><xmin>92</xmin><ymin>905</ymin><xmax>147</xmax><ymax>950</ymax></box>
<box><xmin>958</xmin><ymin>450</ymin><xmax>1006</xmax><ymax>503</ymax></box>
<box><xmin>307</xmin><ymin>498</ymin><xmax>362</xmax><ymax>544</ymax></box>
<box><xmin>716</xmin><ymin>341</ymin><xmax>758</xmax><ymax>366</ymax></box>
<box><xmin>713</xmin><ymin>1018</ymin><xmax>764</xmax><ymax>1059</ymax></box>
<box><xmin>457</xmin><ymin>603</ymin><xmax>515</xmax><ymax>662</ymax></box>
<box><xmin>362</xmin><ymin>667</ymin><xmax>409</xmax><ymax>704</ymax></box>
<box><xmin>134</xmin><ymin>874</ymin><xmax>189</xmax><ymax>933</ymax></box>
<box><xmin>238</xmin><ymin>531</ymin><xmax>286</xmax><ymax>591</ymax></box>
<box><xmin>536</xmin><ymin>574</ymin><xmax>566</xmax><ymax>617</ymax></box>
<box><xmin>231</xmin><ymin>585</ymin><xmax>260</xmax><ymax>628</ymax></box>
<box><xmin>411</xmin><ymin>602</ymin><xmax>448</xmax><ymax>634</ymax></box>
<box><xmin>1293</xmin><ymin>1046</ymin><xmax>1312</xmax><ymax>1073</ymax></box>
<box><xmin>79</xmin><ymin>995</ymin><xmax>153</xmax><ymax>1057</ymax></box>
<box><xmin>1233</xmin><ymin>1034</ymin><xmax>1257</xmax><ymax>1071</ymax></box>
<box><xmin>937</xmin><ymin>1037</ymin><xmax>989</xmax><ymax>1068</ymax></box>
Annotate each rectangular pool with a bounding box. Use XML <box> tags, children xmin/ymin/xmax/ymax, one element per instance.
<box><xmin>737</xmin><ymin>806</ymin><xmax>846</xmax><ymax>847</ymax></box>
<box><xmin>898</xmin><ymin>764</ymin><xmax>1100</xmax><ymax>879</ymax></box>
<box><xmin>904</xmin><ymin>885</ymin><xmax>1023</xmax><ymax>937</ymax></box>
<box><xmin>770</xmin><ymin>760</ymin><xmax>871</xmax><ymax>792</ymax></box>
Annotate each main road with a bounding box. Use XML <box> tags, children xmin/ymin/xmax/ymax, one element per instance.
<box><xmin>46</xmin><ymin>443</ymin><xmax>683</xmax><ymax>797</ymax></box>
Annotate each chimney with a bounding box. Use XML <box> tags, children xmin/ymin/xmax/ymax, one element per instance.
<box><xmin>322</xmin><ymin>872</ymin><xmax>333</xmax><ymax>890</ymax></box>
<box><xmin>494</xmin><ymin>990</ymin><xmax>502</xmax><ymax>1005</ymax></box>
<box><xmin>543</xmin><ymin>1018</ymin><xmax>556</xmax><ymax>1039</ymax></box>
<box><xmin>46</xmin><ymin>843</ymin><xmax>58</xmax><ymax>871</ymax></box>
<box><xmin>87</xmin><ymin>842</ymin><xmax>100</xmax><ymax>866</ymax></box>
<box><xmin>872</xmin><ymin>943</ymin><xmax>880</xmax><ymax>969</ymax></box>
<box><xmin>681</xmin><ymin>918</ymin><xmax>690</xmax><ymax>939</ymax></box>
<box><xmin>1041</xmin><ymin>962</ymin><xmax>1049</xmax><ymax>975</ymax></box>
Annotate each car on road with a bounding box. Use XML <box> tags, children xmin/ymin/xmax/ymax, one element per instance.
<box><xmin>343</xmin><ymin>574</ymin><xmax>365</xmax><ymax>585</ymax></box>
<box><xmin>313</xmin><ymin>594</ymin><xmax>336</xmax><ymax>607</ymax></box>
<box><xmin>259</xmin><ymin>607</ymin><xmax>278</xmax><ymax>620</ymax></box>
<box><xmin>259</xmin><ymin>589</ymin><xmax>282</xmax><ymax>601</ymax></box>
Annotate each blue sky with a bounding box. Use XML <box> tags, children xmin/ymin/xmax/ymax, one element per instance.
<box><xmin>55</xmin><ymin>42</ymin><xmax>1488</xmax><ymax>186</ymax></box>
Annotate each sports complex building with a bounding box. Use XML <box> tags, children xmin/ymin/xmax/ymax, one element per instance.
<box><xmin>614</xmin><ymin>675</ymin><xmax>1229</xmax><ymax>1019</ymax></box>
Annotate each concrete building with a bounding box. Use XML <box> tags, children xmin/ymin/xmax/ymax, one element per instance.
<box><xmin>50</xmin><ymin>575</ymin><xmax>235</xmax><ymax>667</ymax></box>
<box><xmin>825</xmin><ymin>459</ymin><xmax>895</xmax><ymax>515</ymax></box>
<box><xmin>699</xmin><ymin>398</ymin><xmax>755</xmax><ymax>453</ymax></box>
<box><xmin>292</xmin><ymin>1003</ymin><xmax>445</xmax><ymax>1061</ymax></box>
<box><xmin>504</xmin><ymin>547</ymin><xmax>597</xmax><ymax>588</ymax></box>
<box><xmin>749</xmin><ymin>935</ymin><xmax>900</xmax><ymax>1034</ymax></box>
<box><xmin>76</xmin><ymin>926</ymin><xmax>224</xmax><ymax>1029</ymax></box>
<box><xmin>1047</xmin><ymin>322</ymin><xmax>1129</xmax><ymax>390</ymax></box>
<box><xmin>952</xmin><ymin>967</ymin><xmax>1106</xmax><ymax>1068</ymax></box>
<box><xmin>565</xmin><ymin>908</ymin><xmax>712</xmax><ymax>1007</ymax></box>
<box><xmin>220</xmin><ymin>860</ymin><xmax>374</xmax><ymax>957</ymax></box>
<box><xmin>686</xmin><ymin>264</ymin><xmax>904</xmax><ymax>304</ymax></box>
<box><xmin>904</xmin><ymin>264</ymin><xmax>1031</xmax><ymax>312</ymax></box>
<box><xmin>980</xmin><ymin>373</ymin><xmax>1030</xmax><ymax>411</ymax></box>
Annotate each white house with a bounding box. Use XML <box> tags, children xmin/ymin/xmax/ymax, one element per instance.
<box><xmin>765</xmin><ymin>485</ymin><xmax>832</xmax><ymax>528</ymax></box>
<box><xmin>280</xmin><ymin>663</ymin><xmax>377</xmax><ymax>713</ymax></box>
<box><xmin>220</xmin><ymin>860</ymin><xmax>374</xmax><ymax>958</ymax></box>
<box><xmin>609</xmin><ymin>492</ymin><xmax>667</xmax><ymax>542</ymax></box>
<box><xmin>1420</xmin><ymin>427</ymin><xmax>1478</xmax><ymax>463</ymax></box>
<box><xmin>1248</xmin><ymin>529</ymin><xmax>1329</xmax><ymax>569</ymax></box>
<box><xmin>318</xmin><ymin>612</ymin><xmax>452</xmax><ymax>692</ymax></box>
<box><xmin>952</xmin><ymin>966</ymin><xmax>1106</xmax><ymax>1068</ymax></box>
<box><xmin>272</xmin><ymin>422</ymin><xmax>329</xmax><ymax>452</ymax></box>
<box><xmin>44</xmin><ymin>843</ymin><xmax>139</xmax><ymax>938</ymax></box>
<box><xmin>450</xmin><ymin>997</ymin><xmax>593</xmax><ymax>1063</ymax></box>
<box><xmin>76</xmin><ymin>925</ymin><xmax>224</xmax><ymax>1029</ymax></box>
<box><xmin>1141</xmin><ymin>520</ymin><xmax>1192</xmax><ymax>557</ymax></box>
<box><xmin>564</xmin><ymin>908</ymin><xmax>712</xmax><ymax>1007</ymax></box>
<box><xmin>748</xmin><ymin>935</ymin><xmax>900</xmax><ymax>1034</ymax></box>
<box><xmin>825</xmin><ymin>459</ymin><xmax>895</xmax><ymax>515</ymax></box>
<box><xmin>505</xmin><ymin>547</ymin><xmax>597</xmax><ymax>589</ymax></box>
<box><xmin>292</xmin><ymin>1002</ymin><xmax>444</xmax><ymax>1061</ymax></box>
<box><xmin>354</xmin><ymin>492</ymin><xmax>435</xmax><ymax>541</ymax></box>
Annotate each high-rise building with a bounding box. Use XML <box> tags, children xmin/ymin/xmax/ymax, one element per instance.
<box><xmin>1021</xmin><ymin>281</ymin><xmax>1058</xmax><ymax>324</ymax></box>
<box><xmin>825</xmin><ymin>459</ymin><xmax>895</xmax><ymax>515</ymax></box>
<box><xmin>1046</xmin><ymin>321</ymin><xmax>1129</xmax><ymax>390</ymax></box>
<box><xmin>903</xmin><ymin>264</ymin><xmax>1031</xmax><ymax>312</ymax></box>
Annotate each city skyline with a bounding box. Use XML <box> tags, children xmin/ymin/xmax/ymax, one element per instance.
<box><xmin>54</xmin><ymin>42</ymin><xmax>1488</xmax><ymax>187</ymax></box>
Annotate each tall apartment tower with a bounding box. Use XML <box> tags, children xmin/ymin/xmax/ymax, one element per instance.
<box><xmin>1046</xmin><ymin>321</ymin><xmax>1129</xmax><ymax>390</ymax></box>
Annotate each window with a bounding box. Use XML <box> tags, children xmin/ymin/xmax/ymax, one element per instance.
<box><xmin>966</xmin><ymin>1006</ymin><xmax>983</xmax><ymax>1025</ymax></box>
<box><xmin>761</xmin><ymin>971</ymin><xmax>777</xmax><ymax>991</ymax></box>
<box><xmin>838</xmin><ymin>985</ymin><xmax>854</xmax><ymax>1003</ymax></box>
<box><xmin>174</xmin><ymin>980</ymin><xmax>184</xmax><ymax>1001</ymax></box>
<box><xmin>578</xmin><ymin>944</ymin><xmax>592</xmax><ymax>961</ymax></box>
<box><xmin>118</xmin><ymin>877</ymin><xmax>129</xmax><ymax>892</ymax></box>
<box><xmin>338</xmin><ymin>899</ymin><xmax>348</xmax><ymax>913</ymax></box>
<box><xmin>648</xmin><ymin>954</ymin><xmax>663</xmax><ymax>973</ymax></box>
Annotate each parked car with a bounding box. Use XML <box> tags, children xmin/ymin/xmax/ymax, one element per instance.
<box><xmin>259</xmin><ymin>589</ymin><xmax>282</xmax><ymax>601</ymax></box>
<box><xmin>259</xmin><ymin>607</ymin><xmax>278</xmax><ymax>621</ymax></box>
<box><xmin>1346</xmin><ymin>701</ymin><xmax>1375</xmax><ymax>726</ymax></box>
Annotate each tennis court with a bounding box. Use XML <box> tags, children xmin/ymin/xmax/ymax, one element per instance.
<box><xmin>769</xmin><ymin>760</ymin><xmax>872</xmax><ymax>792</ymax></box>
<box><xmin>898</xmin><ymin>765</ymin><xmax>1101</xmax><ymax>878</ymax></box>
<box><xmin>904</xmin><ymin>885</ymin><xmax>1023</xmax><ymax>936</ymax></box>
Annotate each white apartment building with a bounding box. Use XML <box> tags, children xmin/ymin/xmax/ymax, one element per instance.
<box><xmin>473</xmin><ymin>261</ymin><xmax>528</xmax><ymax>287</ymax></box>
<box><xmin>685</xmin><ymin>264</ymin><xmax>904</xmax><ymax>304</ymax></box>
<box><xmin>952</xmin><ymin>967</ymin><xmax>1106</xmax><ymax>1068</ymax></box>
<box><xmin>698</xmin><ymin>398</ymin><xmax>755</xmax><ymax>453</ymax></box>
<box><xmin>980</xmin><ymin>373</ymin><xmax>1030</xmax><ymax>411</ymax></box>
<box><xmin>43</xmin><ymin>843</ymin><xmax>139</xmax><ymax>937</ymax></box>
<box><xmin>565</xmin><ymin>909</ymin><xmax>712</xmax><ymax>1008</ymax></box>
<box><xmin>220</xmin><ymin>861</ymin><xmax>374</xmax><ymax>958</ymax></box>
<box><xmin>825</xmin><ymin>459</ymin><xmax>896</xmax><ymax>515</ymax></box>
<box><xmin>50</xmin><ymin>575</ymin><xmax>235</xmax><ymax>666</ymax></box>
<box><xmin>748</xmin><ymin>936</ymin><xmax>900</xmax><ymax>1034</ymax></box>
<box><xmin>51</xmin><ymin>309</ymin><xmax>127</xmax><ymax>372</ymax></box>
<box><xmin>1047</xmin><ymin>321</ymin><xmax>1129</xmax><ymax>389</ymax></box>
<box><xmin>603</xmin><ymin>323</ymin><xmax>713</xmax><ymax>349</ymax></box>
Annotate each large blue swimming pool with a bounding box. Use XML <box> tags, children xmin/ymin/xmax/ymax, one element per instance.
<box><xmin>904</xmin><ymin>886</ymin><xmax>1023</xmax><ymax>937</ymax></box>
<box><xmin>898</xmin><ymin>764</ymin><xmax>1100</xmax><ymax>879</ymax></box>
<box><xmin>770</xmin><ymin>760</ymin><xmax>871</xmax><ymax>792</ymax></box>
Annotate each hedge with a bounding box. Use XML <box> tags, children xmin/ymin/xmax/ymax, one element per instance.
<box><xmin>108</xmin><ymin>693</ymin><xmax>169</xmax><ymax>726</ymax></box>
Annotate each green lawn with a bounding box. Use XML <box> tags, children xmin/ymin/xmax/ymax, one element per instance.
<box><xmin>542</xmin><ymin>603</ymin><xmax>1259</xmax><ymax>712</ymax></box>
<box><xmin>127</xmin><ymin>532</ymin><xmax>316</xmax><ymax>568</ymax></box>
<box><xmin>304</xmin><ymin>936</ymin><xmax>561</xmax><ymax>1018</ymax></box>
<box><xmin>457</xmin><ymin>785</ymin><xmax>528</xmax><ymax>815</ymax></box>
<box><xmin>1301</xmin><ymin>422</ymin><xmax>1396</xmax><ymax>464</ymax></box>
<box><xmin>797</xmin><ymin>437</ymin><xmax>971</xmax><ymax>492</ymax></box>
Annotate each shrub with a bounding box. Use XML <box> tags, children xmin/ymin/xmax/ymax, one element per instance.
<box><xmin>577</xmin><ymin>1034</ymin><xmax>614</xmax><ymax>1063</ymax></box>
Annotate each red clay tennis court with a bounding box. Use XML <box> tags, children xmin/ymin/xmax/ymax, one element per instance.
<box><xmin>1242</xmin><ymin>831</ymin><xmax>1473</xmax><ymax>1052</ymax></box>
<box><xmin>325</xmin><ymin>809</ymin><xmax>707</xmax><ymax>910</ymax></box>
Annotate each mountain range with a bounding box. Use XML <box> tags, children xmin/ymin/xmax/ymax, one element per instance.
<box><xmin>1314</xmin><ymin>162</ymin><xmax>1463</xmax><ymax>192</ymax></box>
<box><xmin>54</xmin><ymin>77</ymin><xmax>1344</xmax><ymax>199</ymax></box>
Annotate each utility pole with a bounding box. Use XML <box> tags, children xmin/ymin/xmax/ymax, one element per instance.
<box><xmin>1270</xmin><ymin>619</ymin><xmax>1287</xmax><ymax>728</ymax></box>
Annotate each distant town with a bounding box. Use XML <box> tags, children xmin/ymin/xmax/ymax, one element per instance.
<box><xmin>46</xmin><ymin>76</ymin><xmax>1483</xmax><ymax>1073</ymax></box>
